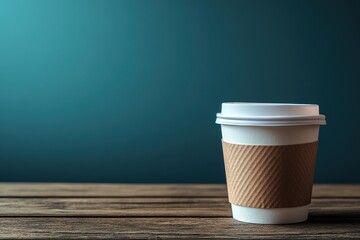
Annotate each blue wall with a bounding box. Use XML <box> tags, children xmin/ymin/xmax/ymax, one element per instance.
<box><xmin>0</xmin><ymin>0</ymin><xmax>359</xmax><ymax>183</ymax></box>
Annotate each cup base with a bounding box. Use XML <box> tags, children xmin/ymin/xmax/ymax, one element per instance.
<box><xmin>231</xmin><ymin>204</ymin><xmax>309</xmax><ymax>224</ymax></box>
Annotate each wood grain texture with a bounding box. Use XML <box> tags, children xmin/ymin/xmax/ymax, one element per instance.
<box><xmin>0</xmin><ymin>197</ymin><xmax>230</xmax><ymax>217</ymax></box>
<box><xmin>0</xmin><ymin>183</ymin><xmax>359</xmax><ymax>198</ymax></box>
<box><xmin>0</xmin><ymin>198</ymin><xmax>358</xmax><ymax>217</ymax></box>
<box><xmin>0</xmin><ymin>217</ymin><xmax>359</xmax><ymax>239</ymax></box>
<box><xmin>0</xmin><ymin>183</ymin><xmax>227</xmax><ymax>197</ymax></box>
<box><xmin>0</xmin><ymin>184</ymin><xmax>358</xmax><ymax>239</ymax></box>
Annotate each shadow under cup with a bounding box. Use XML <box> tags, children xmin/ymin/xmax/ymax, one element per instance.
<box><xmin>216</xmin><ymin>103</ymin><xmax>326</xmax><ymax>224</ymax></box>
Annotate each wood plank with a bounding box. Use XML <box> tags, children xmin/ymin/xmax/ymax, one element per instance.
<box><xmin>0</xmin><ymin>183</ymin><xmax>227</xmax><ymax>197</ymax></box>
<box><xmin>0</xmin><ymin>198</ymin><xmax>358</xmax><ymax>217</ymax></box>
<box><xmin>312</xmin><ymin>184</ymin><xmax>360</xmax><ymax>198</ymax></box>
<box><xmin>0</xmin><ymin>183</ymin><xmax>359</xmax><ymax>198</ymax></box>
<box><xmin>0</xmin><ymin>217</ymin><xmax>359</xmax><ymax>239</ymax></box>
<box><xmin>0</xmin><ymin>197</ymin><xmax>229</xmax><ymax>217</ymax></box>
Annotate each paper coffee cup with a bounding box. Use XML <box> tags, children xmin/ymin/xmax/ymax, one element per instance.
<box><xmin>216</xmin><ymin>103</ymin><xmax>326</xmax><ymax>224</ymax></box>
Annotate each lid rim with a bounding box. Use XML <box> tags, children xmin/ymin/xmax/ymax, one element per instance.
<box><xmin>215</xmin><ymin>118</ymin><xmax>326</xmax><ymax>126</ymax></box>
<box><xmin>216</xmin><ymin>113</ymin><xmax>326</xmax><ymax>121</ymax></box>
<box><xmin>217</xmin><ymin>102</ymin><xmax>326</xmax><ymax>126</ymax></box>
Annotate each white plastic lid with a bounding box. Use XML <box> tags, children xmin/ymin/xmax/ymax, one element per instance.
<box><xmin>216</xmin><ymin>102</ymin><xmax>326</xmax><ymax>126</ymax></box>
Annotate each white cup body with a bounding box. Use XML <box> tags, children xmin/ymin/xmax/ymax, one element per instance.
<box><xmin>216</xmin><ymin>103</ymin><xmax>325</xmax><ymax>224</ymax></box>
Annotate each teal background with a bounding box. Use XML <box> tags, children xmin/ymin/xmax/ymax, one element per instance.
<box><xmin>0</xmin><ymin>0</ymin><xmax>359</xmax><ymax>183</ymax></box>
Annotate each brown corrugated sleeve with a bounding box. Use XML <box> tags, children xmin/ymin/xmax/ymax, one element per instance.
<box><xmin>222</xmin><ymin>140</ymin><xmax>318</xmax><ymax>208</ymax></box>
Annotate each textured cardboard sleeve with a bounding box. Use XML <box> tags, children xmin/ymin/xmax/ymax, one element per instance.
<box><xmin>222</xmin><ymin>140</ymin><xmax>318</xmax><ymax>208</ymax></box>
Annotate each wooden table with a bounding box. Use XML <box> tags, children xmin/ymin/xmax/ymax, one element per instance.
<box><xmin>0</xmin><ymin>184</ymin><xmax>359</xmax><ymax>239</ymax></box>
